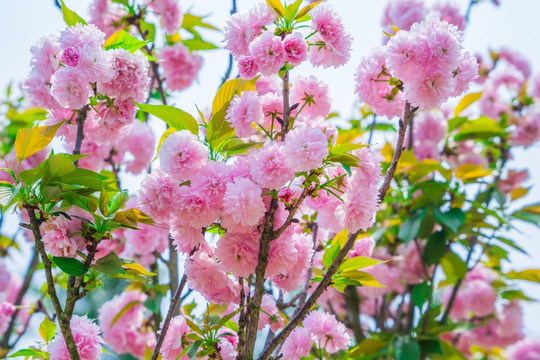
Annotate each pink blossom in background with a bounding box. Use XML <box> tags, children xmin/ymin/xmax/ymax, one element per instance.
<box><xmin>0</xmin><ymin>302</ymin><xmax>16</xmax><ymax>334</ymax></box>
<box><xmin>238</xmin><ymin>56</ymin><xmax>259</xmax><ymax>79</ymax></box>
<box><xmin>98</xmin><ymin>49</ymin><xmax>150</xmax><ymax>102</ymax></box>
<box><xmin>432</xmin><ymin>2</ymin><xmax>467</xmax><ymax>31</ymax></box>
<box><xmin>256</xmin><ymin>76</ymin><xmax>280</xmax><ymax>95</ymax></box>
<box><xmin>39</xmin><ymin>216</ymin><xmax>79</xmax><ymax>258</ymax></box>
<box><xmin>226</xmin><ymin>90</ymin><xmax>263</xmax><ymax>138</ymax></box>
<box><xmin>249</xmin><ymin>32</ymin><xmax>286</xmax><ymax>76</ymax></box>
<box><xmin>123</xmin><ymin>223</ymin><xmax>169</xmax><ymax>258</ymax></box>
<box><xmin>185</xmin><ymin>251</ymin><xmax>240</xmax><ymax>305</ymax></box>
<box><xmin>512</xmin><ymin>110</ymin><xmax>540</xmax><ymax>147</ymax></box>
<box><xmin>349</xmin><ymin>236</ymin><xmax>376</xmax><ymax>258</ymax></box>
<box><xmin>159</xmin><ymin>316</ymin><xmax>190</xmax><ymax>360</ymax></box>
<box><xmin>303</xmin><ymin>310</ymin><xmax>351</xmax><ymax>353</ymax></box>
<box><xmin>248</xmin><ymin>142</ymin><xmax>294</xmax><ymax>190</ymax></box>
<box><xmin>283</xmin><ymin>32</ymin><xmax>308</xmax><ymax>66</ymax></box>
<box><xmin>381</xmin><ymin>0</ymin><xmax>426</xmax><ymax>36</ymax></box>
<box><xmin>98</xmin><ymin>290</ymin><xmax>155</xmax><ymax>359</ymax></box>
<box><xmin>506</xmin><ymin>338</ymin><xmax>540</xmax><ymax>360</ymax></box>
<box><xmin>158</xmin><ymin>130</ymin><xmax>209</xmax><ymax>180</ymax></box>
<box><xmin>146</xmin><ymin>0</ymin><xmax>183</xmax><ymax>35</ymax></box>
<box><xmin>89</xmin><ymin>0</ymin><xmax>126</xmax><ymax>37</ymax></box>
<box><xmin>285</xmin><ymin>126</ymin><xmax>329</xmax><ymax>172</ymax></box>
<box><xmin>499</xmin><ymin>47</ymin><xmax>532</xmax><ymax>78</ymax></box>
<box><xmin>499</xmin><ymin>170</ymin><xmax>529</xmax><ymax>195</ymax></box>
<box><xmin>170</xmin><ymin>223</ymin><xmax>205</xmax><ymax>254</ymax></box>
<box><xmin>291</xmin><ymin>75</ymin><xmax>332</xmax><ymax>120</ymax></box>
<box><xmin>48</xmin><ymin>315</ymin><xmax>102</xmax><ymax>360</ymax></box>
<box><xmin>160</xmin><ymin>43</ymin><xmax>202</xmax><ymax>91</ymax></box>
<box><xmin>119</xmin><ymin>122</ymin><xmax>156</xmax><ymax>174</ymax></box>
<box><xmin>258</xmin><ymin>294</ymin><xmax>284</xmax><ymax>332</ymax></box>
<box><xmin>281</xmin><ymin>327</ymin><xmax>313</xmax><ymax>360</ymax></box>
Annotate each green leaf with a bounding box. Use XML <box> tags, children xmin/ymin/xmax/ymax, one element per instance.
<box><xmin>322</xmin><ymin>229</ymin><xmax>347</xmax><ymax>269</ymax></box>
<box><xmin>500</xmin><ymin>289</ymin><xmax>535</xmax><ymax>302</ymax></box>
<box><xmin>59</xmin><ymin>0</ymin><xmax>87</xmax><ymax>26</ymax></box>
<box><xmin>103</xmin><ymin>30</ymin><xmax>148</xmax><ymax>53</ymax></box>
<box><xmin>188</xmin><ymin>339</ymin><xmax>203</xmax><ymax>360</ymax></box>
<box><xmin>422</xmin><ymin>231</ymin><xmax>446</xmax><ymax>265</ymax></box>
<box><xmin>220</xmin><ymin>139</ymin><xmax>263</xmax><ymax>157</ymax></box>
<box><xmin>92</xmin><ymin>252</ymin><xmax>125</xmax><ymax>275</ymax></box>
<box><xmin>393</xmin><ymin>336</ymin><xmax>420</xmax><ymax>360</ymax></box>
<box><xmin>207</xmin><ymin>106</ymin><xmax>234</xmax><ymax>149</ymax></box>
<box><xmin>284</xmin><ymin>0</ymin><xmax>303</xmax><ymax>21</ymax></box>
<box><xmin>8</xmin><ymin>349</ymin><xmax>44</xmax><ymax>358</ymax></box>
<box><xmin>398</xmin><ymin>208</ymin><xmax>428</xmax><ymax>243</ymax></box>
<box><xmin>52</xmin><ymin>256</ymin><xmax>85</xmax><ymax>276</ymax></box>
<box><xmin>0</xmin><ymin>183</ymin><xmax>16</xmax><ymax>208</ymax></box>
<box><xmin>62</xmin><ymin>192</ymin><xmax>98</xmax><ymax>213</ymax></box>
<box><xmin>329</xmin><ymin>143</ymin><xmax>367</xmax><ymax>156</ymax></box>
<box><xmin>447</xmin><ymin>117</ymin><xmax>468</xmax><ymax>133</ymax></box>
<box><xmin>412</xmin><ymin>282</ymin><xmax>431</xmax><ymax>307</ymax></box>
<box><xmin>217</xmin><ymin>306</ymin><xmax>245</xmax><ymax>327</ymax></box>
<box><xmin>266</xmin><ymin>0</ymin><xmax>285</xmax><ymax>17</ymax></box>
<box><xmin>348</xmin><ymin>339</ymin><xmax>388</xmax><ymax>358</ymax></box>
<box><xmin>295</xmin><ymin>0</ymin><xmax>322</xmax><ymax>20</ymax></box>
<box><xmin>433</xmin><ymin>208</ymin><xmax>465</xmax><ymax>233</ymax></box>
<box><xmin>440</xmin><ymin>252</ymin><xmax>467</xmax><ymax>281</ymax></box>
<box><xmin>139</xmin><ymin>20</ymin><xmax>156</xmax><ymax>42</ymax></box>
<box><xmin>134</xmin><ymin>103</ymin><xmax>199</xmax><ymax>135</ymax></box>
<box><xmin>327</xmin><ymin>153</ymin><xmax>361</xmax><ymax>167</ymax></box>
<box><xmin>340</xmin><ymin>270</ymin><xmax>385</xmax><ymax>287</ymax></box>
<box><xmin>453</xmin><ymin>116</ymin><xmax>505</xmax><ymax>141</ymax></box>
<box><xmin>182</xmin><ymin>38</ymin><xmax>218</xmax><ymax>51</ymax></box>
<box><xmin>338</xmin><ymin>256</ymin><xmax>385</xmax><ymax>272</ymax></box>
<box><xmin>39</xmin><ymin>317</ymin><xmax>57</xmax><ymax>343</ymax></box>
<box><xmin>107</xmin><ymin>191</ymin><xmax>129</xmax><ymax>214</ymax></box>
<box><xmin>181</xmin><ymin>13</ymin><xmax>218</xmax><ymax>32</ymax></box>
<box><xmin>110</xmin><ymin>300</ymin><xmax>141</xmax><ymax>328</ymax></box>
<box><xmin>113</xmin><ymin>208</ymin><xmax>154</xmax><ymax>229</ymax></box>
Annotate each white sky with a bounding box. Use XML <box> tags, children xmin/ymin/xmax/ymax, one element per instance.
<box><xmin>1</xmin><ymin>0</ymin><xmax>540</xmax><ymax>339</ymax></box>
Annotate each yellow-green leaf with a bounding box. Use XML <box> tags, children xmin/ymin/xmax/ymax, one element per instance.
<box><xmin>59</xmin><ymin>0</ymin><xmax>87</xmax><ymax>26</ymax></box>
<box><xmin>134</xmin><ymin>103</ymin><xmax>199</xmax><ymax>135</ymax></box>
<box><xmin>339</xmin><ymin>256</ymin><xmax>386</xmax><ymax>272</ymax></box>
<box><xmin>507</xmin><ymin>269</ymin><xmax>540</xmax><ymax>283</ymax></box>
<box><xmin>155</xmin><ymin>128</ymin><xmax>177</xmax><ymax>159</ymax></box>
<box><xmin>295</xmin><ymin>0</ymin><xmax>322</xmax><ymax>20</ymax></box>
<box><xmin>455</xmin><ymin>163</ymin><xmax>491</xmax><ymax>181</ymax></box>
<box><xmin>39</xmin><ymin>317</ymin><xmax>57</xmax><ymax>343</ymax></box>
<box><xmin>341</xmin><ymin>270</ymin><xmax>385</xmax><ymax>287</ymax></box>
<box><xmin>110</xmin><ymin>301</ymin><xmax>141</xmax><ymax>328</ymax></box>
<box><xmin>266</xmin><ymin>0</ymin><xmax>285</xmax><ymax>17</ymax></box>
<box><xmin>454</xmin><ymin>92</ymin><xmax>482</xmax><ymax>117</ymax></box>
<box><xmin>103</xmin><ymin>30</ymin><xmax>148</xmax><ymax>53</ymax></box>
<box><xmin>15</xmin><ymin>122</ymin><xmax>63</xmax><ymax>162</ymax></box>
<box><xmin>122</xmin><ymin>262</ymin><xmax>156</xmax><ymax>277</ymax></box>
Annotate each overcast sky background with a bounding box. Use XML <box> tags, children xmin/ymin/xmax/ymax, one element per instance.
<box><xmin>2</xmin><ymin>0</ymin><xmax>540</xmax><ymax>345</ymax></box>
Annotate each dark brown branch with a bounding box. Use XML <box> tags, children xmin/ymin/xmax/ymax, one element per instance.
<box><xmin>168</xmin><ymin>237</ymin><xmax>179</xmax><ymax>316</ymax></box>
<box><xmin>378</xmin><ymin>101</ymin><xmax>416</xmax><ymax>202</ymax></box>
<box><xmin>259</xmin><ymin>229</ymin><xmax>362</xmax><ymax>360</ymax></box>
<box><xmin>344</xmin><ymin>285</ymin><xmax>365</xmax><ymax>343</ymax></box>
<box><xmin>73</xmin><ymin>105</ymin><xmax>89</xmax><ymax>168</ymax></box>
<box><xmin>150</xmin><ymin>274</ymin><xmax>188</xmax><ymax>360</ymax></box>
<box><xmin>24</xmin><ymin>205</ymin><xmax>80</xmax><ymax>360</ymax></box>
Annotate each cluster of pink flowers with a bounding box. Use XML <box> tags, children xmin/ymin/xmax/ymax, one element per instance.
<box><xmin>281</xmin><ymin>310</ymin><xmax>350</xmax><ymax>360</ymax></box>
<box><xmin>48</xmin><ymin>315</ymin><xmax>102</xmax><ymax>360</ymax></box>
<box><xmin>98</xmin><ymin>290</ymin><xmax>156</xmax><ymax>359</ymax></box>
<box><xmin>24</xmin><ymin>23</ymin><xmax>155</xmax><ymax>174</ymax></box>
<box><xmin>89</xmin><ymin>0</ymin><xmax>127</xmax><ymax>37</ymax></box>
<box><xmin>411</xmin><ymin>110</ymin><xmax>448</xmax><ymax>160</ymax></box>
<box><xmin>225</xmin><ymin>3</ymin><xmax>351</xmax><ymax>78</ymax></box>
<box><xmin>159</xmin><ymin>43</ymin><xmax>202</xmax><ymax>91</ymax></box>
<box><xmin>356</xmin><ymin>16</ymin><xmax>478</xmax><ymax>116</ymax></box>
<box><xmin>145</xmin><ymin>0</ymin><xmax>183</xmax><ymax>35</ymax></box>
<box><xmin>159</xmin><ymin>316</ymin><xmax>190</xmax><ymax>360</ymax></box>
<box><xmin>381</xmin><ymin>0</ymin><xmax>466</xmax><ymax>40</ymax></box>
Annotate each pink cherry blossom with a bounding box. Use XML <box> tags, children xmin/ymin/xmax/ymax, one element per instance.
<box><xmin>281</xmin><ymin>327</ymin><xmax>313</xmax><ymax>360</ymax></box>
<box><xmin>158</xmin><ymin>130</ymin><xmax>209</xmax><ymax>180</ymax></box>
<box><xmin>258</xmin><ymin>294</ymin><xmax>284</xmax><ymax>332</ymax></box>
<box><xmin>223</xmin><ymin>177</ymin><xmax>266</xmax><ymax>228</ymax></box>
<box><xmin>146</xmin><ymin>0</ymin><xmax>183</xmax><ymax>35</ymax></box>
<box><xmin>432</xmin><ymin>2</ymin><xmax>467</xmax><ymax>31</ymax></box>
<box><xmin>185</xmin><ymin>251</ymin><xmax>240</xmax><ymax>305</ymax></box>
<box><xmin>506</xmin><ymin>338</ymin><xmax>540</xmax><ymax>360</ymax></box>
<box><xmin>226</xmin><ymin>90</ymin><xmax>263</xmax><ymax>138</ymax></box>
<box><xmin>50</xmin><ymin>67</ymin><xmax>93</xmax><ymax>109</ymax></box>
<box><xmin>285</xmin><ymin>126</ymin><xmax>329</xmax><ymax>172</ymax></box>
<box><xmin>238</xmin><ymin>56</ymin><xmax>259</xmax><ymax>79</ymax></box>
<box><xmin>48</xmin><ymin>315</ymin><xmax>102</xmax><ymax>360</ymax></box>
<box><xmin>303</xmin><ymin>310</ymin><xmax>351</xmax><ymax>353</ymax></box>
<box><xmin>223</xmin><ymin>13</ymin><xmax>257</xmax><ymax>58</ymax></box>
<box><xmin>97</xmin><ymin>49</ymin><xmax>150</xmax><ymax>102</ymax></box>
<box><xmin>349</xmin><ymin>236</ymin><xmax>376</xmax><ymax>258</ymax></box>
<box><xmin>0</xmin><ymin>302</ymin><xmax>16</xmax><ymax>334</ymax></box>
<box><xmin>40</xmin><ymin>216</ymin><xmax>79</xmax><ymax>258</ymax></box>
<box><xmin>248</xmin><ymin>142</ymin><xmax>295</xmax><ymax>190</ymax></box>
<box><xmin>215</xmin><ymin>232</ymin><xmax>259</xmax><ymax>278</ymax></box>
<box><xmin>249</xmin><ymin>32</ymin><xmax>286</xmax><ymax>76</ymax></box>
<box><xmin>160</xmin><ymin>43</ymin><xmax>202</xmax><ymax>91</ymax></box>
<box><xmin>291</xmin><ymin>76</ymin><xmax>331</xmax><ymax>120</ymax></box>
<box><xmin>381</xmin><ymin>0</ymin><xmax>426</xmax><ymax>36</ymax></box>
<box><xmin>283</xmin><ymin>32</ymin><xmax>308</xmax><ymax>66</ymax></box>
<box><xmin>160</xmin><ymin>316</ymin><xmax>190</xmax><ymax>360</ymax></box>
<box><xmin>118</xmin><ymin>122</ymin><xmax>156</xmax><ymax>174</ymax></box>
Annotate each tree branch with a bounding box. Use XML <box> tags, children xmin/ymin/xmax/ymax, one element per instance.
<box><xmin>73</xmin><ymin>105</ymin><xmax>89</xmax><ymax>168</ymax></box>
<box><xmin>378</xmin><ymin>101</ymin><xmax>417</xmax><ymax>202</ymax></box>
<box><xmin>150</xmin><ymin>274</ymin><xmax>188</xmax><ymax>360</ymax></box>
<box><xmin>259</xmin><ymin>229</ymin><xmax>362</xmax><ymax>360</ymax></box>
